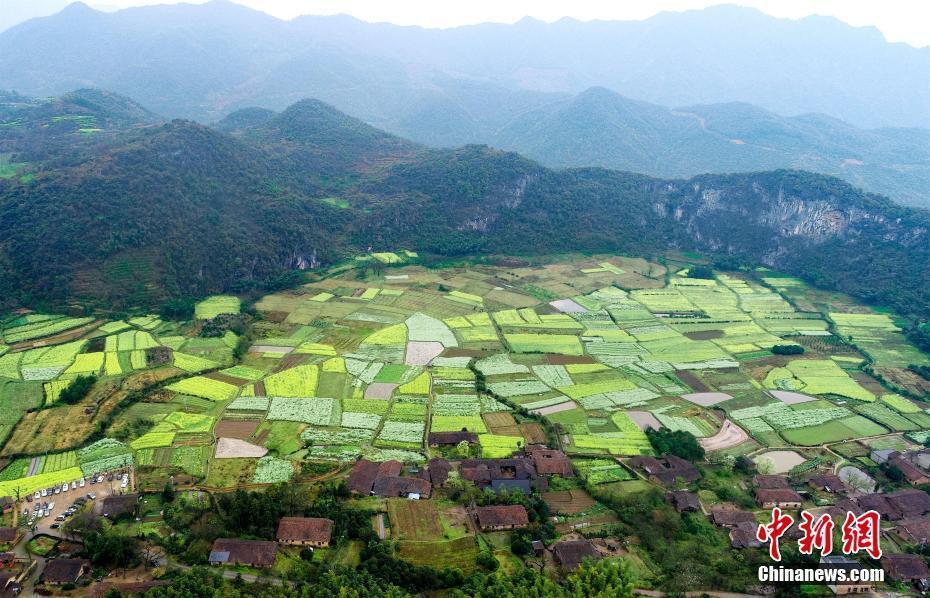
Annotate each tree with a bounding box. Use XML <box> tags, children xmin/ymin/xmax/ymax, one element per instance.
<box><xmin>57</xmin><ymin>374</ymin><xmax>97</xmax><ymax>404</ymax></box>
<box><xmin>84</xmin><ymin>528</ymin><xmax>140</xmax><ymax>570</ymax></box>
<box><xmin>771</xmin><ymin>344</ymin><xmax>805</xmax><ymax>355</ymax></box>
<box><xmin>476</xmin><ymin>550</ymin><xmax>499</xmax><ymax>571</ymax></box>
<box><xmin>882</xmin><ymin>463</ymin><xmax>905</xmax><ymax>483</ymax></box>
<box><xmin>646</xmin><ymin>427</ymin><xmax>705</xmax><ymax>462</ymax></box>
<box><xmin>686</xmin><ymin>265</ymin><xmax>715</xmax><ymax>280</ymax></box>
<box><xmin>161</xmin><ymin>483</ymin><xmax>176</xmax><ymax>504</ymax></box>
<box><xmin>566</xmin><ymin>558</ymin><xmax>636</xmax><ymax>598</ymax></box>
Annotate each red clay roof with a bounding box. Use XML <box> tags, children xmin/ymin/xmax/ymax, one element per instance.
<box><xmin>0</xmin><ymin>528</ymin><xmax>16</xmax><ymax>543</ymax></box>
<box><xmin>276</xmin><ymin>517</ymin><xmax>333</xmax><ymax>544</ymax></box>
<box><xmin>475</xmin><ymin>505</ymin><xmax>529</xmax><ymax>528</ymax></box>
<box><xmin>348</xmin><ymin>460</ymin><xmax>380</xmax><ymax>494</ymax></box>
<box><xmin>528</xmin><ymin>447</ymin><xmax>574</xmax><ymax>477</ymax></box>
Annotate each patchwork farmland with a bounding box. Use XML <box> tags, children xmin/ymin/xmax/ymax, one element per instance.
<box><xmin>0</xmin><ymin>255</ymin><xmax>929</xmax><ymax>538</ymax></box>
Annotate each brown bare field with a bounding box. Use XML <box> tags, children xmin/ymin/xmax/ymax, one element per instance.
<box><xmin>205</xmin><ymin>372</ymin><xmax>247</xmax><ymax>386</ymax></box>
<box><xmin>9</xmin><ymin>320</ymin><xmax>103</xmax><ymax>351</ymax></box>
<box><xmin>387</xmin><ymin>499</ymin><xmax>442</xmax><ymax>541</ymax></box>
<box><xmin>546</xmin><ymin>354</ymin><xmax>595</xmax><ymax>365</ymax></box>
<box><xmin>1</xmin><ymin>367</ymin><xmax>180</xmax><ymax>456</ymax></box>
<box><xmin>519</xmin><ymin>423</ymin><xmax>547</xmax><ymax>444</ymax></box>
<box><xmin>543</xmin><ymin>490</ymin><xmax>597</xmax><ymax>515</ymax></box>
<box><xmin>482</xmin><ymin>412</ymin><xmax>517</xmax><ymax>431</ymax></box>
<box><xmin>684</xmin><ymin>330</ymin><xmax>724</xmax><ymax>340</ymax></box>
<box><xmin>875</xmin><ymin>367</ymin><xmax>930</xmax><ymax>396</ymax></box>
<box><xmin>214</xmin><ymin>419</ymin><xmax>261</xmax><ymax>439</ymax></box>
<box><xmin>675</xmin><ymin>370</ymin><xmax>710</xmax><ymax>393</ymax></box>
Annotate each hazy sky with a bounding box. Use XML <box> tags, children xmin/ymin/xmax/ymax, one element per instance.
<box><xmin>12</xmin><ymin>0</ymin><xmax>930</xmax><ymax>47</ymax></box>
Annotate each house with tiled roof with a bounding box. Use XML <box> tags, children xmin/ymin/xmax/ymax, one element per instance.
<box><xmin>475</xmin><ymin>505</ymin><xmax>529</xmax><ymax>531</ymax></box>
<box><xmin>209</xmin><ymin>539</ymin><xmax>277</xmax><ymax>568</ymax></box>
<box><xmin>276</xmin><ymin>517</ymin><xmax>333</xmax><ymax>547</ymax></box>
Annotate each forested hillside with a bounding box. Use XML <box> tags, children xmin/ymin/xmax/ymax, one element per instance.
<box><xmin>1</xmin><ymin>93</ymin><xmax>929</xmax><ymax>326</ymax></box>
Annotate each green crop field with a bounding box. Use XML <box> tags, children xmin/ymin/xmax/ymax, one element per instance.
<box><xmin>195</xmin><ymin>295</ymin><xmax>241</xmax><ymax>319</ymax></box>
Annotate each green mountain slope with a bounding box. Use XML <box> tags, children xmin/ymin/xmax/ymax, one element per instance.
<box><xmin>1</xmin><ymin>94</ymin><xmax>929</xmax><ymax>324</ymax></box>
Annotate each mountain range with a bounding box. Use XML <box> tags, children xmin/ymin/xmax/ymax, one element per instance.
<box><xmin>3</xmin><ymin>2</ymin><xmax>929</xmax><ymax>207</ymax></box>
<box><xmin>1</xmin><ymin>89</ymin><xmax>928</xmax><ymax>325</ymax></box>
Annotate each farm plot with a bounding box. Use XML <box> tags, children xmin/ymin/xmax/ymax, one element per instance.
<box><xmin>171</xmin><ymin>446</ymin><xmax>209</xmax><ymax>477</ymax></box>
<box><xmin>214</xmin><ymin>419</ymin><xmax>260</xmax><ymax>439</ymax></box>
<box><xmin>214</xmin><ymin>438</ymin><xmax>267</xmax><ymax>459</ymax></box>
<box><xmin>573</xmin><ymin>458</ymin><xmax>633</xmax><ymax>484</ymax></box>
<box><xmin>263</xmin><ymin>365</ymin><xmax>319</xmax><ymax>397</ymax></box>
<box><xmin>251</xmin><ymin>456</ymin><xmax>294</xmax><ymax>484</ymax></box>
<box><xmin>505</xmin><ymin>333</ymin><xmax>583</xmax><ymax>356</ymax></box>
<box><xmin>542</xmin><ymin>490</ymin><xmax>598</xmax><ymax>515</ymax></box>
<box><xmin>478</xmin><ymin>434</ymin><xmax>523</xmax><ymax>457</ymax></box>
<box><xmin>167</xmin><ymin>377</ymin><xmax>238</xmax><ymax>402</ymax></box>
<box><xmin>406</xmin><ymin>313</ymin><xmax>457</xmax><ymax>347</ymax></box>
<box><xmin>387</xmin><ymin>500</ymin><xmax>442</xmax><ymax>541</ymax></box>
<box><xmin>377</xmin><ymin>421</ymin><xmax>425</xmax><ymax>445</ymax></box>
<box><xmin>195</xmin><ymin>295</ymin><xmax>241</xmax><ymax>319</ymax></box>
<box><xmin>173</xmin><ymin>352</ymin><xmax>221</xmax><ymax>373</ymax></box>
<box><xmin>78</xmin><ymin>439</ymin><xmax>133</xmax><ymax>475</ymax></box>
<box><xmin>430</xmin><ymin>415</ymin><xmax>487</xmax><ymax>434</ymax></box>
<box><xmin>765</xmin><ymin>360</ymin><xmax>875</xmax><ymax>402</ymax></box>
<box><xmin>268</xmin><ymin>397</ymin><xmax>335</xmax><ymax>425</ymax></box>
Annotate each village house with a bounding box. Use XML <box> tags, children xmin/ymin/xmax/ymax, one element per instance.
<box><xmin>755</xmin><ymin>488</ymin><xmax>803</xmax><ymax>509</ymax></box>
<box><xmin>870</xmin><ymin>449</ymin><xmax>895</xmax><ymax>465</ymax></box>
<box><xmin>0</xmin><ymin>529</ymin><xmax>19</xmax><ymax>548</ymax></box>
<box><xmin>209</xmin><ymin>539</ymin><xmax>277</xmax><ymax>568</ymax></box>
<box><xmin>729</xmin><ymin>522</ymin><xmax>762</xmax><ymax>549</ymax></box>
<box><xmin>348</xmin><ymin>460</ymin><xmax>403</xmax><ymax>495</ymax></box>
<box><xmin>372</xmin><ymin>475</ymin><xmax>432</xmax><ymax>499</ymax></box>
<box><xmin>0</xmin><ymin>497</ymin><xmax>13</xmax><ymax>515</ymax></box>
<box><xmin>887</xmin><ymin>452</ymin><xmax>930</xmax><ymax>485</ymax></box>
<box><xmin>886</xmin><ymin>488</ymin><xmax>930</xmax><ymax>518</ymax></box>
<box><xmin>459</xmin><ymin>457</ymin><xmax>537</xmax><ymax>490</ymax></box>
<box><xmin>710</xmin><ymin>508</ymin><xmax>756</xmax><ymax>528</ymax></box>
<box><xmin>628</xmin><ymin>455</ymin><xmax>701</xmax><ymax>486</ymax></box>
<box><xmin>670</xmin><ymin>490</ymin><xmax>701</xmax><ymax>513</ymax></box>
<box><xmin>525</xmin><ymin>446</ymin><xmax>574</xmax><ymax>478</ymax></box>
<box><xmin>820</xmin><ymin>556</ymin><xmax>874</xmax><ymax>594</ymax></box>
<box><xmin>98</xmin><ymin>493</ymin><xmax>140</xmax><ymax>520</ymax></box>
<box><xmin>753</xmin><ymin>475</ymin><xmax>790</xmax><ymax>489</ymax></box>
<box><xmin>276</xmin><ymin>517</ymin><xmax>333</xmax><ymax>548</ymax></box>
<box><xmin>475</xmin><ymin>505</ymin><xmax>529</xmax><ymax>531</ymax></box>
<box><xmin>428</xmin><ymin>431</ymin><xmax>479</xmax><ymax>447</ymax></box>
<box><xmin>855</xmin><ymin>493</ymin><xmax>900</xmax><ymax>520</ymax></box>
<box><xmin>894</xmin><ymin>516</ymin><xmax>930</xmax><ymax>544</ymax></box>
<box><xmin>881</xmin><ymin>553</ymin><xmax>930</xmax><ymax>587</ymax></box>
<box><xmin>808</xmin><ymin>473</ymin><xmax>847</xmax><ymax>494</ymax></box>
<box><xmin>42</xmin><ymin>558</ymin><xmax>90</xmax><ymax>585</ymax></box>
<box><xmin>552</xmin><ymin>540</ymin><xmax>600</xmax><ymax>570</ymax></box>
<box><xmin>421</xmin><ymin>458</ymin><xmax>452</xmax><ymax>488</ymax></box>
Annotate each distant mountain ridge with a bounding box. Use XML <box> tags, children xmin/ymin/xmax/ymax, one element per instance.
<box><xmin>2</xmin><ymin>92</ymin><xmax>930</xmax><ymax>326</ymax></box>
<box><xmin>485</xmin><ymin>87</ymin><xmax>930</xmax><ymax>207</ymax></box>
<box><xmin>1</xmin><ymin>2</ymin><xmax>928</xmax><ymax>129</ymax></box>
<box><xmin>3</xmin><ymin>2</ymin><xmax>929</xmax><ymax>206</ymax></box>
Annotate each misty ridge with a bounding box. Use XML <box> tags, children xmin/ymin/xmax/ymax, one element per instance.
<box><xmin>1</xmin><ymin>1</ymin><xmax>930</xmax><ymax>206</ymax></box>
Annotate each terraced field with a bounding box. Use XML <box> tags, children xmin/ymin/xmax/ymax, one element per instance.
<box><xmin>1</xmin><ymin>256</ymin><xmax>929</xmax><ymax>496</ymax></box>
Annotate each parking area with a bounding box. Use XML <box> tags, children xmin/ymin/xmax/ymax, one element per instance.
<box><xmin>22</xmin><ymin>469</ymin><xmax>134</xmax><ymax>535</ymax></box>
